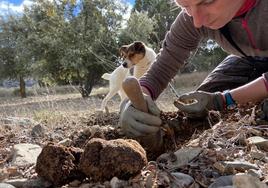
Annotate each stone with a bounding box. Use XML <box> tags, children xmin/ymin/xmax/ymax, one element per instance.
<box><xmin>157</xmin><ymin>147</ymin><xmax>202</xmax><ymax>169</ymax></box>
<box><xmin>247</xmin><ymin>169</ymin><xmax>263</xmax><ymax>179</ymax></box>
<box><xmin>69</xmin><ymin>180</ymin><xmax>81</xmax><ymax>187</ymax></box>
<box><xmin>31</xmin><ymin>124</ymin><xmax>45</xmax><ymax>137</ymax></box>
<box><xmin>79</xmin><ymin>138</ymin><xmax>147</xmax><ymax>182</ymax></box>
<box><xmin>22</xmin><ymin>177</ymin><xmax>53</xmax><ymax>188</ymax></box>
<box><xmin>0</xmin><ymin>183</ymin><xmax>16</xmax><ymax>188</ymax></box>
<box><xmin>110</xmin><ymin>177</ymin><xmax>128</xmax><ymax>188</ymax></box>
<box><xmin>11</xmin><ymin>143</ymin><xmax>42</xmax><ymax>167</ymax></box>
<box><xmin>4</xmin><ymin>178</ymin><xmax>28</xmax><ymax>188</ymax></box>
<box><xmin>79</xmin><ymin>183</ymin><xmax>90</xmax><ymax>188</ymax></box>
<box><xmin>247</xmin><ymin>136</ymin><xmax>268</xmax><ymax>152</ymax></box>
<box><xmin>208</xmin><ymin>175</ymin><xmax>233</xmax><ymax>188</ymax></box>
<box><xmin>233</xmin><ymin>174</ymin><xmax>267</xmax><ymax>188</ymax></box>
<box><xmin>221</xmin><ymin>161</ymin><xmax>259</xmax><ymax>172</ymax></box>
<box><xmin>171</xmin><ymin>172</ymin><xmax>195</xmax><ymax>187</ymax></box>
<box><xmin>5</xmin><ymin>178</ymin><xmax>52</xmax><ymax>188</ymax></box>
<box><xmin>58</xmin><ymin>138</ymin><xmax>73</xmax><ymax>147</ymax></box>
<box><xmin>1</xmin><ymin>117</ymin><xmax>37</xmax><ymax>127</ymax></box>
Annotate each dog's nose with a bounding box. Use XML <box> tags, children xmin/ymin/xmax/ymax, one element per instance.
<box><xmin>122</xmin><ymin>62</ymin><xmax>128</xmax><ymax>68</ymax></box>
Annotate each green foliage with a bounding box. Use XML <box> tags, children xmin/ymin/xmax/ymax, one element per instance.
<box><xmin>118</xmin><ymin>11</ymin><xmax>157</xmax><ymax>46</ymax></box>
<box><xmin>190</xmin><ymin>40</ymin><xmax>228</xmax><ymax>71</ymax></box>
<box><xmin>0</xmin><ymin>0</ymin><xmax>127</xmax><ymax>97</ymax></box>
<box><xmin>0</xmin><ymin>0</ymin><xmax>228</xmax><ymax>98</ymax></box>
<box><xmin>131</xmin><ymin>0</ymin><xmax>181</xmax><ymax>49</ymax></box>
<box><xmin>131</xmin><ymin>0</ymin><xmax>227</xmax><ymax>70</ymax></box>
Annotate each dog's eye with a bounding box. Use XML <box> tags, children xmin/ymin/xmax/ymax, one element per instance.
<box><xmin>129</xmin><ymin>53</ymin><xmax>134</xmax><ymax>58</ymax></box>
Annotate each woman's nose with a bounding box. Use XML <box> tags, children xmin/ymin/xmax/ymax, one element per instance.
<box><xmin>191</xmin><ymin>7</ymin><xmax>205</xmax><ymax>28</ymax></box>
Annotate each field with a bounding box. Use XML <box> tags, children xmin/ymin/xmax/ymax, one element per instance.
<box><xmin>0</xmin><ymin>71</ymin><xmax>208</xmax><ymax>119</ymax></box>
<box><xmin>1</xmin><ymin>71</ymin><xmax>267</xmax><ymax>187</ymax></box>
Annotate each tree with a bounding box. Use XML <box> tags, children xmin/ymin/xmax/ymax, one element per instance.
<box><xmin>22</xmin><ymin>0</ymin><xmax>127</xmax><ymax>97</ymax></box>
<box><xmin>132</xmin><ymin>0</ymin><xmax>180</xmax><ymax>49</ymax></box>
<box><xmin>59</xmin><ymin>0</ymin><xmax>127</xmax><ymax>97</ymax></box>
<box><xmin>189</xmin><ymin>40</ymin><xmax>228</xmax><ymax>71</ymax></box>
<box><xmin>132</xmin><ymin>0</ymin><xmax>227</xmax><ymax>71</ymax></box>
<box><xmin>0</xmin><ymin>14</ymin><xmax>33</xmax><ymax>98</ymax></box>
<box><xmin>118</xmin><ymin>11</ymin><xmax>157</xmax><ymax>47</ymax></box>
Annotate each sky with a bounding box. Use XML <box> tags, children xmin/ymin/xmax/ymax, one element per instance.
<box><xmin>0</xmin><ymin>0</ymin><xmax>30</xmax><ymax>15</ymax></box>
<box><xmin>0</xmin><ymin>0</ymin><xmax>134</xmax><ymax>16</ymax></box>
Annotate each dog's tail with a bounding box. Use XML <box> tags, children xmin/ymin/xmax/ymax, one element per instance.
<box><xmin>101</xmin><ymin>73</ymin><xmax>111</xmax><ymax>80</ymax></box>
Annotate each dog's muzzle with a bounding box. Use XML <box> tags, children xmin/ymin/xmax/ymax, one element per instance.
<box><xmin>122</xmin><ymin>62</ymin><xmax>128</xmax><ymax>68</ymax></box>
<box><xmin>122</xmin><ymin>60</ymin><xmax>134</xmax><ymax>68</ymax></box>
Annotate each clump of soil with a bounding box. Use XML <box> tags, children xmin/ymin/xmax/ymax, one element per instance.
<box><xmin>71</xmin><ymin>125</ymin><xmax>124</xmax><ymax>149</ymax></box>
<box><xmin>79</xmin><ymin>138</ymin><xmax>147</xmax><ymax>182</ymax></box>
<box><xmin>149</xmin><ymin>110</ymin><xmax>221</xmax><ymax>158</ymax></box>
<box><xmin>85</xmin><ymin>112</ymin><xmax>119</xmax><ymax>127</ymax></box>
<box><xmin>36</xmin><ymin>142</ymin><xmax>85</xmax><ymax>186</ymax></box>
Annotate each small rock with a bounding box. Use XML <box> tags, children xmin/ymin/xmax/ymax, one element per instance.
<box><xmin>0</xmin><ymin>183</ymin><xmax>16</xmax><ymax>188</ymax></box>
<box><xmin>1</xmin><ymin>117</ymin><xmax>37</xmax><ymax>127</ymax></box>
<box><xmin>22</xmin><ymin>177</ymin><xmax>53</xmax><ymax>188</ymax></box>
<box><xmin>4</xmin><ymin>178</ymin><xmax>28</xmax><ymax>188</ymax></box>
<box><xmin>247</xmin><ymin>169</ymin><xmax>263</xmax><ymax>179</ymax></box>
<box><xmin>0</xmin><ymin>168</ymin><xmax>9</xmax><ymax>181</ymax></box>
<box><xmin>31</xmin><ymin>124</ymin><xmax>45</xmax><ymax>137</ymax></box>
<box><xmin>247</xmin><ymin>136</ymin><xmax>268</xmax><ymax>152</ymax></box>
<box><xmin>233</xmin><ymin>174</ymin><xmax>267</xmax><ymax>188</ymax></box>
<box><xmin>79</xmin><ymin>183</ymin><xmax>90</xmax><ymax>188</ymax></box>
<box><xmin>213</xmin><ymin>162</ymin><xmax>226</xmax><ymax>173</ymax></box>
<box><xmin>157</xmin><ymin>147</ymin><xmax>202</xmax><ymax>169</ymax></box>
<box><xmin>11</xmin><ymin>143</ymin><xmax>42</xmax><ymax>167</ymax></box>
<box><xmin>221</xmin><ymin>161</ymin><xmax>259</xmax><ymax>172</ymax></box>
<box><xmin>79</xmin><ymin>138</ymin><xmax>147</xmax><ymax>182</ymax></box>
<box><xmin>250</xmin><ymin>151</ymin><xmax>266</xmax><ymax>160</ymax></box>
<box><xmin>58</xmin><ymin>138</ymin><xmax>73</xmax><ymax>147</ymax></box>
<box><xmin>4</xmin><ymin>177</ymin><xmax>52</xmax><ymax>188</ymax></box>
<box><xmin>69</xmin><ymin>180</ymin><xmax>81</xmax><ymax>187</ymax></box>
<box><xmin>208</xmin><ymin>175</ymin><xmax>233</xmax><ymax>188</ymax></box>
<box><xmin>110</xmin><ymin>177</ymin><xmax>128</xmax><ymax>188</ymax></box>
<box><xmin>6</xmin><ymin>166</ymin><xmax>21</xmax><ymax>177</ymax></box>
<box><xmin>171</xmin><ymin>172</ymin><xmax>195</xmax><ymax>187</ymax></box>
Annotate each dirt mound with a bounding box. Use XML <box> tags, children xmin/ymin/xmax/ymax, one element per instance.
<box><xmin>1</xmin><ymin>101</ymin><xmax>268</xmax><ymax>187</ymax></box>
<box><xmin>71</xmin><ymin>125</ymin><xmax>124</xmax><ymax>149</ymax></box>
<box><xmin>36</xmin><ymin>143</ymin><xmax>85</xmax><ymax>186</ymax></box>
<box><xmin>85</xmin><ymin>112</ymin><xmax>119</xmax><ymax>127</ymax></box>
<box><xmin>79</xmin><ymin>138</ymin><xmax>147</xmax><ymax>181</ymax></box>
<box><xmin>36</xmin><ymin>138</ymin><xmax>147</xmax><ymax>186</ymax></box>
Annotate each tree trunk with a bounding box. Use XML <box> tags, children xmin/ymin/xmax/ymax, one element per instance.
<box><xmin>19</xmin><ymin>76</ymin><xmax>26</xmax><ymax>98</ymax></box>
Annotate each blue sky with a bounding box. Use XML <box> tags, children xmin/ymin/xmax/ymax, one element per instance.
<box><xmin>3</xmin><ymin>0</ymin><xmax>135</xmax><ymax>4</ymax></box>
<box><xmin>0</xmin><ymin>0</ymin><xmax>134</xmax><ymax>16</ymax></box>
<box><xmin>5</xmin><ymin>0</ymin><xmax>23</xmax><ymax>5</ymax></box>
<box><xmin>0</xmin><ymin>0</ymin><xmax>32</xmax><ymax>15</ymax></box>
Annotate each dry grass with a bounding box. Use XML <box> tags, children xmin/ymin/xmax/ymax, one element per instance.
<box><xmin>172</xmin><ymin>71</ymin><xmax>209</xmax><ymax>91</ymax></box>
<box><xmin>0</xmin><ymin>72</ymin><xmax>209</xmax><ymax>120</ymax></box>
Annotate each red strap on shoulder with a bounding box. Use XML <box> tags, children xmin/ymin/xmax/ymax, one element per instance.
<box><xmin>235</xmin><ymin>0</ymin><xmax>256</xmax><ymax>17</ymax></box>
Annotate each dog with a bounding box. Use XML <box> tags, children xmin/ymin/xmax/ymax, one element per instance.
<box><xmin>100</xmin><ymin>41</ymin><xmax>156</xmax><ymax>112</ymax></box>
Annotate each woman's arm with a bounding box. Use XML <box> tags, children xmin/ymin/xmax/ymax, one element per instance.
<box><xmin>231</xmin><ymin>75</ymin><xmax>268</xmax><ymax>104</ymax></box>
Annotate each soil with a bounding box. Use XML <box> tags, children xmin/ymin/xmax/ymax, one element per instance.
<box><xmin>0</xmin><ymin>90</ymin><xmax>268</xmax><ymax>187</ymax></box>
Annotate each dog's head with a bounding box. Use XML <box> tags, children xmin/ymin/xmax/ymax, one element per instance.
<box><xmin>119</xmin><ymin>41</ymin><xmax>146</xmax><ymax>68</ymax></box>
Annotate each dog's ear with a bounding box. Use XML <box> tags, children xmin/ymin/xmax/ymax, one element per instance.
<box><xmin>133</xmin><ymin>41</ymin><xmax>145</xmax><ymax>54</ymax></box>
<box><xmin>119</xmin><ymin>46</ymin><xmax>128</xmax><ymax>57</ymax></box>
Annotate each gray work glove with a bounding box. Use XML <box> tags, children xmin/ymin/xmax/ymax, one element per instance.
<box><xmin>174</xmin><ymin>91</ymin><xmax>224</xmax><ymax>118</ymax></box>
<box><xmin>119</xmin><ymin>95</ymin><xmax>162</xmax><ymax>138</ymax></box>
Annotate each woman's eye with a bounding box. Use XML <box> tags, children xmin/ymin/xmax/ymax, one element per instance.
<box><xmin>203</xmin><ymin>0</ymin><xmax>215</xmax><ymax>5</ymax></box>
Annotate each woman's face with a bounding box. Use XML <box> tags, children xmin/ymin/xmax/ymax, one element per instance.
<box><xmin>176</xmin><ymin>0</ymin><xmax>245</xmax><ymax>29</ymax></box>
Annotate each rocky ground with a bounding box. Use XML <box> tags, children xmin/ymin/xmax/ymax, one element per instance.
<box><xmin>0</xmin><ymin>89</ymin><xmax>268</xmax><ymax>188</ymax></box>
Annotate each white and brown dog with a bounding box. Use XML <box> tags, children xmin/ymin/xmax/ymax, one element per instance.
<box><xmin>100</xmin><ymin>41</ymin><xmax>156</xmax><ymax>112</ymax></box>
